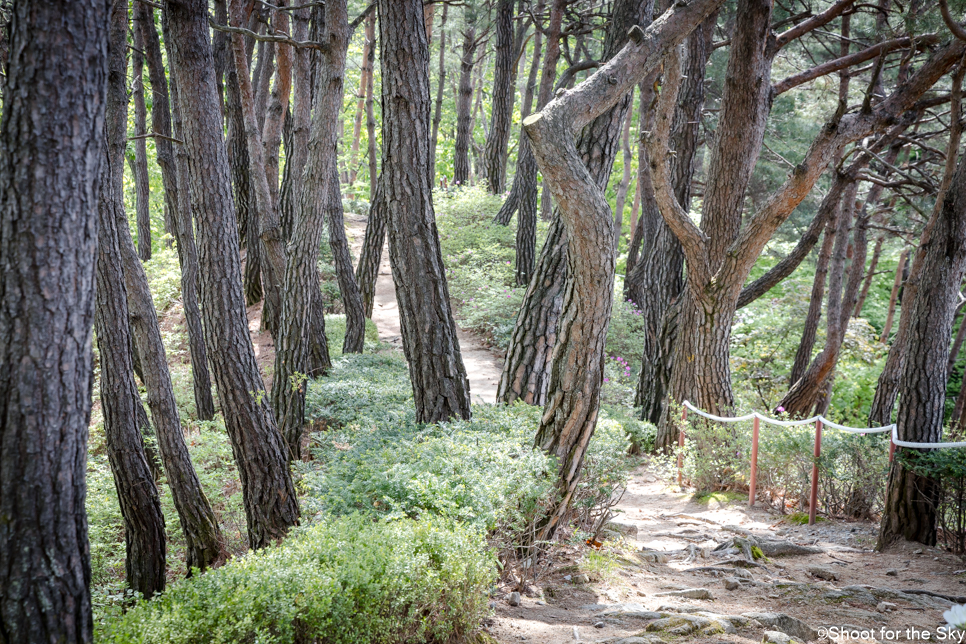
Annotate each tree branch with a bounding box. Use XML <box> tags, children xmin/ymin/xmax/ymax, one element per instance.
<box><xmin>771</xmin><ymin>0</ymin><xmax>857</xmax><ymax>52</ymax></box>
<box><xmin>207</xmin><ymin>14</ymin><xmax>328</xmax><ymax>51</ymax></box>
<box><xmin>645</xmin><ymin>47</ymin><xmax>712</xmax><ymax>289</ymax></box>
<box><xmin>939</xmin><ymin>0</ymin><xmax>966</xmax><ymax>43</ymax></box>
<box><xmin>773</xmin><ymin>34</ymin><xmax>939</xmax><ymax>95</ymax></box>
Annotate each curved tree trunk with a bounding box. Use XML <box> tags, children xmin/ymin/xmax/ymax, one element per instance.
<box><xmin>790</xmin><ymin>214</ymin><xmax>837</xmax><ymax>385</ymax></box>
<box><xmin>166</xmin><ymin>0</ymin><xmax>300</xmax><ymax>549</ymax></box>
<box><xmin>854</xmin><ymin>234</ymin><xmax>884</xmax><ymax>317</ymax></box>
<box><xmin>498</xmin><ymin>0</ymin><xmax>647</xmax><ymax>406</ymax></box>
<box><xmin>379</xmin><ymin>0</ymin><xmax>472</xmax><ymax>423</ymax></box>
<box><xmin>279</xmin><ymin>6</ymin><xmax>312</xmax><ymax>242</ymax></box>
<box><xmin>483</xmin><ymin>0</ymin><xmax>517</xmax><ymax>194</ymax></box>
<box><xmin>0</xmin><ymin>1</ymin><xmax>106</xmax><ymax>638</ymax></box>
<box><xmin>526</xmin><ymin>0</ymin><xmax>725</xmax><ymax>539</ymax></box>
<box><xmin>261</xmin><ymin>4</ymin><xmax>293</xmax><ymax>212</ymax></box>
<box><xmin>96</xmin><ymin>0</ymin><xmax>167</xmax><ymax>599</ymax></box>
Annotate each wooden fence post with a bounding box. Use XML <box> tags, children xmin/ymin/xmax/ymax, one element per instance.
<box><xmin>749</xmin><ymin>415</ymin><xmax>760</xmax><ymax>507</ymax></box>
<box><xmin>808</xmin><ymin>419</ymin><xmax>823</xmax><ymax>525</ymax></box>
<box><xmin>678</xmin><ymin>406</ymin><xmax>687</xmax><ymax>487</ymax></box>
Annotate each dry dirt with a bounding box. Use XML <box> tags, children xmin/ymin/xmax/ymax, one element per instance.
<box><xmin>484</xmin><ymin>468</ymin><xmax>964</xmax><ymax>644</ymax></box>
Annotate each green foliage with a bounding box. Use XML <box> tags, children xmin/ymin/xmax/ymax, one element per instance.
<box><xmin>324</xmin><ymin>314</ymin><xmax>381</xmax><ymax>357</ymax></box>
<box><xmin>901</xmin><ymin>445</ymin><xmax>966</xmax><ymax>554</ymax></box>
<box><xmin>142</xmin><ymin>244</ymin><xmax>184</xmax><ymax>314</ymax></box>
<box><xmin>105</xmin><ymin>515</ymin><xmax>495</xmax><ymax>644</ymax></box>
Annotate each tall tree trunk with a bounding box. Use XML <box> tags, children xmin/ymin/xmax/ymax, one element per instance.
<box><xmin>131</xmin><ymin>23</ymin><xmax>153</xmax><ymax>261</ymax></box>
<box><xmin>526</xmin><ymin>0</ymin><xmax>725</xmax><ymax>539</ymax></box>
<box><xmin>878</xmin><ymin>132</ymin><xmax>966</xmax><ymax>548</ymax></box>
<box><xmin>880</xmin><ymin>249</ymin><xmax>908</xmax><ymax>343</ymax></box>
<box><xmin>483</xmin><ymin>0</ymin><xmax>517</xmax><ymax>193</ymax></box>
<box><xmin>141</xmin><ymin>1</ymin><xmax>216</xmax><ymax>422</ymax></box>
<box><xmin>379</xmin><ymin>0</ymin><xmax>472</xmax><ymax>423</ymax></box>
<box><xmin>430</xmin><ymin>6</ymin><xmax>448</xmax><ymax>184</ymax></box>
<box><xmin>493</xmin><ymin>0</ymin><xmax>543</xmax><ymax>226</ymax></box>
<box><xmin>629</xmin><ymin>14</ymin><xmax>714</xmax><ymax>429</ymax></box>
<box><xmin>165</xmin><ymin>0</ymin><xmax>300</xmax><ymax>549</ymax></box>
<box><xmin>279</xmin><ymin>6</ymin><xmax>312</xmax><ymax>241</ymax></box>
<box><xmin>366</xmin><ymin>12</ymin><xmax>378</xmax><ymax>200</ymax></box>
<box><xmin>228</xmin><ymin>0</ymin><xmax>288</xmax><ymax>337</ymax></box>
<box><xmin>613</xmin><ymin>90</ymin><xmax>635</xmax><ymax>248</ymax></box>
<box><xmin>222</xmin><ymin>1</ymin><xmax>263</xmax><ymax>307</ymax></box>
<box><xmin>0</xmin><ymin>1</ymin><xmax>106</xmax><ymax>639</ymax></box>
<box><xmin>348</xmin><ymin>13</ymin><xmax>373</xmax><ymax>186</ymax></box>
<box><xmin>327</xmin><ymin>165</ymin><xmax>367</xmax><ymax>353</ymax></box>
<box><xmin>780</xmin><ymin>183</ymin><xmax>868</xmax><ymax>416</ymax></box>
<box><xmin>453</xmin><ymin>26</ymin><xmax>477</xmax><ymax>187</ymax></box>
<box><xmin>854</xmin><ymin>234</ymin><xmax>885</xmax><ymax>317</ymax></box>
<box><xmin>274</xmin><ymin>0</ymin><xmax>349</xmax><ymax>457</ymax></box>
<box><xmin>870</xmin><ymin>62</ymin><xmax>966</xmax><ymax>425</ymax></box>
<box><xmin>789</xmin><ymin>212</ymin><xmax>837</xmax><ymax>385</ymax></box>
<box><xmin>262</xmin><ymin>4</ymin><xmax>293</xmax><ymax>211</ymax></box>
<box><xmin>95</xmin><ymin>0</ymin><xmax>168</xmax><ymax>601</ymax></box>
<box><xmin>357</xmin><ymin>180</ymin><xmax>386</xmax><ymax>318</ymax></box>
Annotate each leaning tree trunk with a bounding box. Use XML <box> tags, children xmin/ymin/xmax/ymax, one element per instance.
<box><xmin>790</xmin><ymin>214</ymin><xmax>837</xmax><ymax>385</ymax></box>
<box><xmin>145</xmin><ymin>2</ymin><xmax>216</xmax><ymax>421</ymax></box>
<box><xmin>228</xmin><ymin>0</ymin><xmax>288</xmax><ymax>337</ymax></box>
<box><xmin>366</xmin><ymin>12</ymin><xmax>378</xmax><ymax>200</ymax></box>
<box><xmin>166</xmin><ymin>0</ymin><xmax>300</xmax><ymax>549</ymax></box>
<box><xmin>498</xmin><ymin>0</ymin><xmax>651</xmax><ymax>407</ymax></box>
<box><xmin>453</xmin><ymin>26</ymin><xmax>478</xmax><ymax>187</ymax></box>
<box><xmin>0</xmin><ymin>1</ymin><xmax>106</xmax><ymax>640</ymax></box>
<box><xmin>274</xmin><ymin>0</ymin><xmax>351</xmax><ymax>457</ymax></box>
<box><xmin>854</xmin><ymin>234</ymin><xmax>885</xmax><ymax>317</ymax></box>
<box><xmin>357</xmin><ymin>180</ymin><xmax>387</xmax><ymax>318</ymax></box>
<box><xmin>879</xmin><ymin>129</ymin><xmax>966</xmax><ymax>548</ymax></box>
<box><xmin>131</xmin><ymin>23</ymin><xmax>153</xmax><ymax>261</ymax></box>
<box><xmin>261</xmin><ymin>5</ymin><xmax>293</xmax><ymax>212</ymax></box>
<box><xmin>326</xmin><ymin>165</ymin><xmax>367</xmax><ymax>353</ymax></box>
<box><xmin>527</xmin><ymin>0</ymin><xmax>726</xmax><ymax>539</ymax></box>
<box><xmin>483</xmin><ymin>0</ymin><xmax>517</xmax><ymax>194</ymax></box>
<box><xmin>278</xmin><ymin>6</ymin><xmax>312</xmax><ymax>242</ymax></box>
<box><xmin>94</xmin><ymin>0</ymin><xmax>168</xmax><ymax>601</ymax></box>
<box><xmin>379</xmin><ymin>0</ymin><xmax>472</xmax><ymax>423</ymax></box>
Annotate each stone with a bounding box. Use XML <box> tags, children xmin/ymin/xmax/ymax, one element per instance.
<box><xmin>599</xmin><ymin>604</ymin><xmax>664</xmax><ymax>620</ymax></box>
<box><xmin>885</xmin><ymin>569</ymin><xmax>898</xmax><ymax>577</ymax></box>
<box><xmin>807</xmin><ymin>566</ymin><xmax>837</xmax><ymax>581</ymax></box>
<box><xmin>735</xmin><ymin>569</ymin><xmax>755</xmax><ymax>580</ymax></box>
<box><xmin>607</xmin><ymin>519</ymin><xmax>639</xmax><ymax>539</ymax></box>
<box><xmin>638</xmin><ymin>550</ymin><xmax>669</xmax><ymax>564</ymax></box>
<box><xmin>645</xmin><ymin>615</ymin><xmax>712</xmax><ymax>636</ymax></box>
<box><xmin>654</xmin><ymin>588</ymin><xmax>714</xmax><ymax>600</ymax></box>
<box><xmin>508</xmin><ymin>592</ymin><xmax>521</xmax><ymax>606</ymax></box>
<box><xmin>763</xmin><ymin>631</ymin><xmax>801</xmax><ymax>644</ymax></box>
<box><xmin>573</xmin><ymin>573</ymin><xmax>591</xmax><ymax>584</ymax></box>
<box><xmin>742</xmin><ymin>612</ymin><xmax>818</xmax><ymax>641</ymax></box>
<box><xmin>595</xmin><ymin>622</ymin><xmax>605</xmax><ymax>629</ymax></box>
<box><xmin>724</xmin><ymin>578</ymin><xmax>740</xmax><ymax>591</ymax></box>
<box><xmin>876</xmin><ymin>602</ymin><xmax>895</xmax><ymax>613</ymax></box>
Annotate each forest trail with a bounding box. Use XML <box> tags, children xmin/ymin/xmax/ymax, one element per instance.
<box><xmin>486</xmin><ymin>467</ymin><xmax>961</xmax><ymax>644</ymax></box>
<box><xmin>344</xmin><ymin>212</ymin><xmax>504</xmax><ymax>404</ymax></box>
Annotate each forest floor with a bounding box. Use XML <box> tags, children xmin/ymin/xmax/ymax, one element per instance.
<box><xmin>343</xmin><ymin>212</ymin><xmax>505</xmax><ymax>404</ymax></box>
<box><xmin>483</xmin><ymin>470</ymin><xmax>963</xmax><ymax>644</ymax></box>
<box><xmin>234</xmin><ymin>216</ymin><xmax>962</xmax><ymax>644</ymax></box>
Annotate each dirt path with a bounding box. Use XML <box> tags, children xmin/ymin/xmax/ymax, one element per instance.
<box><xmin>344</xmin><ymin>212</ymin><xmax>504</xmax><ymax>404</ymax></box>
<box><xmin>485</xmin><ymin>466</ymin><xmax>963</xmax><ymax>644</ymax></box>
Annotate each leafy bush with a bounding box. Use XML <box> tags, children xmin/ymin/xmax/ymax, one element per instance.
<box><xmin>142</xmin><ymin>244</ymin><xmax>183</xmax><ymax>314</ymax></box>
<box><xmin>105</xmin><ymin>515</ymin><xmax>495</xmax><ymax>644</ymax></box>
<box><xmin>324</xmin><ymin>314</ymin><xmax>382</xmax><ymax>357</ymax></box>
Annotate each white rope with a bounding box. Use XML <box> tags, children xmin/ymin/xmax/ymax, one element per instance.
<box><xmin>681</xmin><ymin>400</ymin><xmax>966</xmax><ymax>448</ymax></box>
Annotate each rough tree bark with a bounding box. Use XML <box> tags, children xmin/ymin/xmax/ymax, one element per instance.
<box><xmin>454</xmin><ymin>25</ymin><xmax>479</xmax><ymax>187</ymax></box>
<box><xmin>166</xmin><ymin>0</ymin><xmax>300</xmax><ymax>549</ymax></box>
<box><xmin>274</xmin><ymin>0</ymin><xmax>353</xmax><ymax>457</ymax></box>
<box><xmin>790</xmin><ymin>211</ymin><xmax>838</xmax><ymax>385</ymax></box>
<box><xmin>142</xmin><ymin>2</ymin><xmax>216</xmax><ymax>421</ymax></box>
<box><xmin>498</xmin><ymin>0</ymin><xmax>646</xmax><ymax>406</ymax></box>
<box><xmin>870</xmin><ymin>62</ymin><xmax>966</xmax><ymax>425</ymax></box>
<box><xmin>613</xmin><ymin>91</ymin><xmax>635</xmax><ymax>249</ymax></box>
<box><xmin>95</xmin><ymin>0</ymin><xmax>167</xmax><ymax>599</ymax></box>
<box><xmin>430</xmin><ymin>6</ymin><xmax>448</xmax><ymax>183</ymax></box>
<box><xmin>379</xmin><ymin>0</ymin><xmax>472</xmax><ymax>423</ymax></box>
<box><xmin>357</xmin><ymin>180</ymin><xmax>387</xmax><ymax>318</ymax></box>
<box><xmin>483</xmin><ymin>0</ymin><xmax>518</xmax><ymax>193</ymax></box>
<box><xmin>0</xmin><ymin>1</ymin><xmax>106</xmax><ymax>640</ymax></box>
<box><xmin>855</xmin><ymin>234</ymin><xmax>885</xmax><ymax>317</ymax></box>
<box><xmin>525</xmin><ymin>0</ymin><xmax>726</xmax><ymax>538</ymax></box>
<box><xmin>878</xmin><ymin>128</ymin><xmax>966</xmax><ymax>548</ymax></box>
<box><xmin>262</xmin><ymin>3</ymin><xmax>293</xmax><ymax>211</ymax></box>
<box><xmin>348</xmin><ymin>11</ymin><xmax>373</xmax><ymax>186</ymax></box>
<box><xmin>366</xmin><ymin>12</ymin><xmax>378</xmax><ymax>200</ymax></box>
<box><xmin>326</xmin><ymin>165</ymin><xmax>367</xmax><ymax>354</ymax></box>
<box><xmin>228</xmin><ymin>0</ymin><xmax>288</xmax><ymax>337</ymax></box>
<box><xmin>131</xmin><ymin>22</ymin><xmax>153</xmax><ymax>261</ymax></box>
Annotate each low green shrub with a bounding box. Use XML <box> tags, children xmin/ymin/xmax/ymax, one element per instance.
<box><xmin>324</xmin><ymin>314</ymin><xmax>381</xmax><ymax>357</ymax></box>
<box><xmin>105</xmin><ymin>515</ymin><xmax>495</xmax><ymax>644</ymax></box>
<box><xmin>901</xmin><ymin>445</ymin><xmax>966</xmax><ymax>555</ymax></box>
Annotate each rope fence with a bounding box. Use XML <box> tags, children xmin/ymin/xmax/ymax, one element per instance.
<box><xmin>678</xmin><ymin>400</ymin><xmax>966</xmax><ymax>525</ymax></box>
